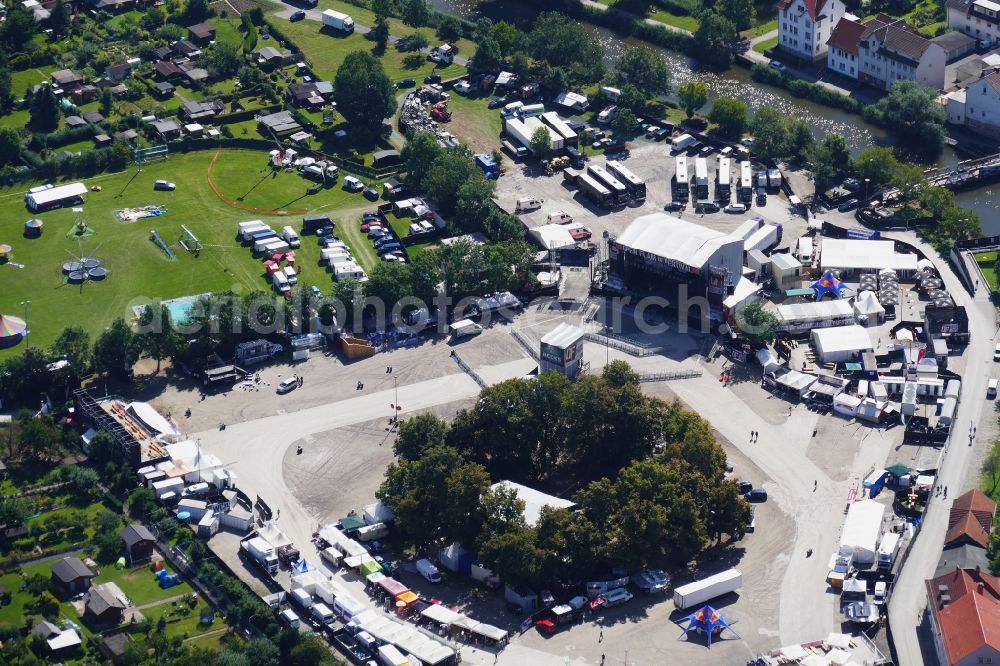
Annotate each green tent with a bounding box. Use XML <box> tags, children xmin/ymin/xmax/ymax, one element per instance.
<box><xmin>886</xmin><ymin>463</ymin><xmax>909</xmax><ymax>477</ymax></box>
<box><xmin>115</xmin><ymin>557</ymin><xmax>126</xmax><ymax>570</ymax></box>
<box><xmin>339</xmin><ymin>515</ymin><xmax>365</xmax><ymax>531</ymax></box>
<box><xmin>359</xmin><ymin>559</ymin><xmax>382</xmax><ymax>576</ymax></box>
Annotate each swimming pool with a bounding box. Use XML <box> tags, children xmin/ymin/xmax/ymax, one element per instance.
<box><xmin>133</xmin><ymin>293</ymin><xmax>212</xmax><ymax>325</ymax></box>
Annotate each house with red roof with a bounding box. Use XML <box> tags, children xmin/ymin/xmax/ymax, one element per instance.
<box><xmin>777</xmin><ymin>0</ymin><xmax>846</xmax><ymax>61</ymax></box>
<box><xmin>925</xmin><ymin>566</ymin><xmax>1000</xmax><ymax>665</ymax></box>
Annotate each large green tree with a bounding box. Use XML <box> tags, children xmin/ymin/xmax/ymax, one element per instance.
<box><xmin>92</xmin><ymin>318</ymin><xmax>140</xmax><ymax>379</ymax></box>
<box><xmin>423</xmin><ymin>149</ymin><xmax>480</xmax><ymax>216</ymax></box>
<box><xmin>526</xmin><ymin>12</ymin><xmax>605</xmax><ymax>84</ymax></box>
<box><xmin>401</xmin><ymin>131</ymin><xmax>444</xmax><ymax>191</ymax></box>
<box><xmin>715</xmin><ymin>0</ymin><xmax>755</xmax><ymax>30</ymax></box>
<box><xmin>854</xmin><ymin>146</ymin><xmax>899</xmax><ymax>187</ymax></box>
<box><xmin>203</xmin><ymin>42</ymin><xmax>241</xmax><ymax>80</ymax></box>
<box><xmin>137</xmin><ymin>304</ymin><xmax>181</xmax><ymax>372</ymax></box>
<box><xmin>470</xmin><ymin>37</ymin><xmax>502</xmax><ymax>75</ymax></box>
<box><xmin>891</xmin><ymin>163</ymin><xmax>926</xmax><ymax>207</ymax></box>
<box><xmin>808</xmin><ymin>133</ymin><xmax>851</xmax><ymax>191</ymax></box>
<box><xmin>612</xmin><ymin>44</ymin><xmax>671</xmax><ymax>98</ymax></box>
<box><xmin>401</xmin><ymin>0</ymin><xmax>430</xmax><ymax>27</ymax></box>
<box><xmin>749</xmin><ymin>106</ymin><xmax>789</xmax><ymax>160</ymax></box>
<box><xmin>694</xmin><ymin>10</ymin><xmax>736</xmax><ymax>68</ymax></box>
<box><xmin>863</xmin><ymin>81</ymin><xmax>946</xmax><ymax>159</ymax></box>
<box><xmin>0</xmin><ymin>128</ymin><xmax>21</xmax><ymax>167</ymax></box>
<box><xmin>735</xmin><ymin>301</ymin><xmax>778</xmax><ymax>348</ymax></box>
<box><xmin>678</xmin><ymin>81</ymin><xmax>708</xmax><ymax>118</ymax></box>
<box><xmin>28</xmin><ymin>85</ymin><xmax>59</xmax><ymax>133</ymax></box>
<box><xmin>708</xmin><ymin>97</ymin><xmax>747</xmax><ymax>139</ymax></box>
<box><xmin>333</xmin><ymin>50</ymin><xmax>396</xmax><ymax>142</ymax></box>
<box><xmin>50</xmin><ymin>325</ymin><xmax>91</xmax><ymax>379</ymax></box>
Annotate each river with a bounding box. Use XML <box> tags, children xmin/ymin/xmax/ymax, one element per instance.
<box><xmin>430</xmin><ymin>0</ymin><xmax>998</xmax><ymax>231</ymax></box>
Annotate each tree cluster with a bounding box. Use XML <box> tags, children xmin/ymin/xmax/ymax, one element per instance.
<box><xmin>378</xmin><ymin>363</ymin><xmax>751</xmax><ymax>584</ymax></box>
<box><xmin>401</xmin><ymin>132</ymin><xmax>523</xmax><ymax>241</ymax></box>
<box><xmin>333</xmin><ymin>50</ymin><xmax>397</xmax><ymax>144</ymax></box>
<box><xmin>749</xmin><ymin>106</ymin><xmax>815</xmax><ymax>163</ymax></box>
<box><xmin>862</xmin><ymin>81</ymin><xmax>946</xmax><ymax>160</ymax></box>
<box><xmin>517</xmin><ymin>12</ymin><xmax>606</xmax><ymax>90</ymax></box>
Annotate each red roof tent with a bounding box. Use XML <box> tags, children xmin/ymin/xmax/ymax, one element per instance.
<box><xmin>376</xmin><ymin>577</ymin><xmax>409</xmax><ymax>598</ymax></box>
<box><xmin>926</xmin><ymin>567</ymin><xmax>1000</xmax><ymax>665</ymax></box>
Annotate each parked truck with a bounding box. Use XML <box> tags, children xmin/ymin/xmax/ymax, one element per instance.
<box><xmin>241</xmin><ymin>536</ymin><xmax>279</xmax><ymax>576</ymax></box>
<box><xmin>356</xmin><ymin>522</ymin><xmax>388</xmax><ymax>542</ymax></box>
<box><xmin>877</xmin><ymin>532</ymin><xmax>901</xmax><ymax>571</ymax></box>
<box><xmin>321</xmin><ymin>9</ymin><xmax>354</xmax><ymax>33</ymax></box>
<box><xmin>281</xmin><ymin>225</ymin><xmax>300</xmax><ymax>249</ymax></box>
<box><xmin>673</xmin><ymin>568</ymin><xmax>742</xmax><ymax>610</ymax></box>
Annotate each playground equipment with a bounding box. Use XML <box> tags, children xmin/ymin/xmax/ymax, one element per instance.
<box><xmin>179</xmin><ymin>225</ymin><xmax>202</xmax><ymax>255</ymax></box>
<box><xmin>133</xmin><ymin>144</ymin><xmax>169</xmax><ymax>165</ymax></box>
<box><xmin>150</xmin><ymin>229</ymin><xmax>176</xmax><ymax>260</ymax></box>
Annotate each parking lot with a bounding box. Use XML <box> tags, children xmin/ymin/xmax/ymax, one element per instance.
<box><xmin>495</xmin><ymin>138</ymin><xmax>811</xmax><ymax>258</ymax></box>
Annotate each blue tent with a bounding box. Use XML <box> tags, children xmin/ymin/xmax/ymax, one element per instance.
<box><xmin>811</xmin><ymin>271</ymin><xmax>848</xmax><ymax>300</ymax></box>
<box><xmin>677</xmin><ymin>605</ymin><xmax>740</xmax><ymax>648</ymax></box>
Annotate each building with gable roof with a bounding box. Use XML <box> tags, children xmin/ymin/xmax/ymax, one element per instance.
<box><xmin>777</xmin><ymin>0</ymin><xmax>846</xmax><ymax>60</ymax></box>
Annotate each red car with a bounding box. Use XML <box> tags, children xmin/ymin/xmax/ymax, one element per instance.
<box><xmin>535</xmin><ymin>619</ymin><xmax>556</xmax><ymax>635</ymax></box>
<box><xmin>361</xmin><ymin>221</ymin><xmax>383</xmax><ymax>232</ymax></box>
<box><xmin>568</xmin><ymin>225</ymin><xmax>592</xmax><ymax>241</ymax></box>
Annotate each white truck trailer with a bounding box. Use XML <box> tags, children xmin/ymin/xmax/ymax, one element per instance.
<box><xmin>321</xmin><ymin>9</ymin><xmax>354</xmax><ymax>33</ymax></box>
<box><xmin>241</xmin><ymin>536</ymin><xmax>279</xmax><ymax>576</ymax></box>
<box><xmin>449</xmin><ymin>319</ymin><xmax>482</xmax><ymax>338</ymax></box>
<box><xmin>672</xmin><ymin>568</ymin><xmax>742</xmax><ymax>609</ymax></box>
<box><xmin>877</xmin><ymin>532</ymin><xmax>901</xmax><ymax>570</ymax></box>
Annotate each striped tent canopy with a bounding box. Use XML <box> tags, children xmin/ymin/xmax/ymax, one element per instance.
<box><xmin>0</xmin><ymin>315</ymin><xmax>26</xmax><ymax>347</ymax></box>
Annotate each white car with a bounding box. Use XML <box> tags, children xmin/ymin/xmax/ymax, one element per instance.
<box><xmin>873</xmin><ymin>582</ymin><xmax>887</xmax><ymax>605</ymax></box>
<box><xmin>154</xmin><ymin>180</ymin><xmax>176</xmax><ymax>191</ymax></box>
<box><xmin>725</xmin><ymin>203</ymin><xmax>748</xmax><ymax>214</ymax></box>
<box><xmin>994</xmin><ymin>343</ymin><xmax>1000</xmax><ymax>361</ymax></box>
<box><xmin>276</xmin><ymin>377</ymin><xmax>298</xmax><ymax>394</ymax></box>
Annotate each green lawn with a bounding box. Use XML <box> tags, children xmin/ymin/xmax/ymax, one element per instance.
<box><xmin>308</xmin><ymin>0</ymin><xmax>477</xmax><ymax>54</ymax></box>
<box><xmin>648</xmin><ymin>9</ymin><xmax>700</xmax><ymax>31</ymax></box>
<box><xmin>274</xmin><ymin>17</ymin><xmax>466</xmax><ymax>84</ymax></box>
<box><xmin>95</xmin><ymin>566</ymin><xmax>194</xmax><ymax>606</ymax></box>
<box><xmin>10</xmin><ymin>66</ymin><xmax>57</xmax><ymax>96</ymax></box>
<box><xmin>336</xmin><ymin>210</ymin><xmax>379</xmax><ymax>272</ymax></box>
<box><xmin>0</xmin><ymin>109</ymin><xmax>30</xmax><ymax>130</ymax></box>
<box><xmin>440</xmin><ymin>93</ymin><xmax>502</xmax><ymax>153</ymax></box>
<box><xmin>0</xmin><ymin>572</ymin><xmax>34</xmax><ymax>625</ymax></box>
<box><xmin>975</xmin><ymin>251</ymin><xmax>998</xmax><ymax>291</ymax></box>
<box><xmin>748</xmin><ymin>17</ymin><xmax>779</xmax><ymax>37</ymax></box>
<box><xmin>753</xmin><ymin>36</ymin><xmax>779</xmax><ymax>53</ymax></box>
<box><xmin>210</xmin><ymin>18</ymin><xmax>244</xmax><ymax>48</ymax></box>
<box><xmin>0</xmin><ymin>148</ymin><xmax>388</xmax><ymax>357</ymax></box>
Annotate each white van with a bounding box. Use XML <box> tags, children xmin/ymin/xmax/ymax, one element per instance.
<box><xmin>271</xmin><ymin>270</ymin><xmax>290</xmax><ymax>294</ymax></box>
<box><xmin>416</xmin><ymin>558</ymin><xmax>442</xmax><ymax>583</ymax></box>
<box><xmin>671</xmin><ymin>133</ymin><xmax>697</xmax><ymax>152</ymax></box>
<box><xmin>989</xmin><ymin>379</ymin><xmax>998</xmax><ymax>399</ymax></box>
<box><xmin>546</xmin><ymin>210</ymin><xmax>573</xmax><ymax>225</ymax></box>
<box><xmin>343</xmin><ymin>175</ymin><xmax>364</xmax><ymax>192</ymax></box>
<box><xmin>279</xmin><ymin>608</ymin><xmax>300</xmax><ymax>628</ymax></box>
<box><xmin>515</xmin><ymin>196</ymin><xmax>542</xmax><ymax>212</ymax></box>
<box><xmin>597</xmin><ymin>105</ymin><xmax>619</xmax><ymax>124</ymax></box>
<box><xmin>503</xmin><ymin>100</ymin><xmax>524</xmax><ymax>115</ymax></box>
<box><xmin>283</xmin><ymin>265</ymin><xmax>298</xmax><ymax>285</ymax></box>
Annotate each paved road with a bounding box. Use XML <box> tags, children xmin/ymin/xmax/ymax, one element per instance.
<box><xmin>888</xmin><ymin>239</ymin><xmax>998</xmax><ymax>666</ymax></box>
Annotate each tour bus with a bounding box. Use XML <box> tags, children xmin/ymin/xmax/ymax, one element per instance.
<box><xmin>587</xmin><ymin>164</ymin><xmax>630</xmax><ymax>206</ymax></box>
<box><xmin>606</xmin><ymin>160</ymin><xmax>646</xmax><ymax>201</ymax></box>
<box><xmin>717</xmin><ymin>157</ymin><xmax>732</xmax><ymax>203</ymax></box>
<box><xmin>673</xmin><ymin>155</ymin><xmax>689</xmax><ymax>202</ymax></box>
<box><xmin>576</xmin><ymin>172</ymin><xmax>614</xmax><ymax>209</ymax></box>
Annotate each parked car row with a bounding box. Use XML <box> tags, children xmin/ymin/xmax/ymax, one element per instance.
<box><xmin>362</xmin><ymin>212</ymin><xmax>407</xmax><ymax>264</ymax></box>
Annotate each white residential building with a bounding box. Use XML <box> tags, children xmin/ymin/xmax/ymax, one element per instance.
<box><xmin>946</xmin><ymin>0</ymin><xmax>1000</xmax><ymax>48</ymax></box>
<box><xmin>943</xmin><ymin>70</ymin><xmax>1000</xmax><ymax>137</ymax></box>
<box><xmin>778</xmin><ymin>0</ymin><xmax>846</xmax><ymax>61</ymax></box>
<box><xmin>828</xmin><ymin>15</ymin><xmax>949</xmax><ymax>90</ymax></box>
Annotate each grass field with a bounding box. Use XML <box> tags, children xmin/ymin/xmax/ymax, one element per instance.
<box><xmin>975</xmin><ymin>251</ymin><xmax>998</xmax><ymax>291</ymax></box>
<box><xmin>753</xmin><ymin>36</ymin><xmax>779</xmax><ymax>53</ymax></box>
<box><xmin>309</xmin><ymin>0</ymin><xmax>477</xmax><ymax>54</ymax></box>
<box><xmin>274</xmin><ymin>18</ymin><xmax>465</xmax><ymax>84</ymax></box>
<box><xmin>0</xmin><ymin>148</ymin><xmax>384</xmax><ymax>358</ymax></box>
<box><xmin>442</xmin><ymin>93</ymin><xmax>502</xmax><ymax>153</ymax></box>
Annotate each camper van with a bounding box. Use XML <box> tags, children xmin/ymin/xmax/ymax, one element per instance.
<box><xmin>877</xmin><ymin>532</ymin><xmax>901</xmax><ymax>571</ymax></box>
<box><xmin>516</xmin><ymin>196</ymin><xmax>542</xmax><ymax>212</ymax></box>
<box><xmin>310</xmin><ymin>602</ymin><xmax>335</xmax><ymax>625</ymax></box>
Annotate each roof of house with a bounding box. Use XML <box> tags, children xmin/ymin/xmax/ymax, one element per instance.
<box><xmin>154</xmin><ymin>81</ymin><xmax>175</xmax><ymax>91</ymax></box>
<box><xmin>828</xmin><ymin>17</ymin><xmax>868</xmax><ymax>54</ymax></box>
<box><xmin>931</xmin><ymin>30</ymin><xmax>977</xmax><ymax>52</ymax></box>
<box><xmin>114</xmin><ymin>129</ymin><xmax>138</xmax><ymax>140</ymax></box>
<box><xmin>51</xmin><ymin>69</ymin><xmax>82</xmax><ymax>85</ymax></box>
<box><xmin>154</xmin><ymin>45</ymin><xmax>174</xmax><ymax>59</ymax></box>
<box><xmin>93</xmin><ymin>134</ymin><xmax>112</xmax><ymax>143</ymax></box>
<box><xmin>86</xmin><ymin>584</ymin><xmax>126</xmax><ymax>616</ymax></box>
<box><xmin>946</xmin><ymin>511</ymin><xmax>991</xmax><ymax>548</ymax></box>
<box><xmin>981</xmin><ymin>71</ymin><xmax>1000</xmax><ymax>95</ymax></box>
<box><xmin>778</xmin><ymin>0</ymin><xmax>832</xmax><ymax>20</ymax></box>
<box><xmin>65</xmin><ymin>115</ymin><xmax>87</xmax><ymax>127</ymax></box>
<box><xmin>101</xmin><ymin>633</ymin><xmax>129</xmax><ymax>656</ymax></box>
<box><xmin>33</xmin><ymin>620</ymin><xmax>61</xmax><ymax>638</ymax></box>
<box><xmin>106</xmin><ymin>63</ymin><xmax>131</xmax><ymax>77</ymax></box>
<box><xmin>173</xmin><ymin>39</ymin><xmax>201</xmax><ymax>54</ymax></box>
<box><xmin>862</xmin><ymin>15</ymin><xmax>933</xmax><ymax>63</ymax></box>
<box><xmin>82</xmin><ymin>111</ymin><xmax>105</xmax><ymax>124</ymax></box>
<box><xmin>926</xmin><ymin>567</ymin><xmax>1000</xmax><ymax>664</ymax></box>
<box><xmin>50</xmin><ymin>557</ymin><xmax>95</xmax><ymax>583</ymax></box>
<box><xmin>939</xmin><ymin>544</ymin><xmax>992</xmax><ymax>576</ymax></box>
<box><xmin>188</xmin><ymin>22</ymin><xmax>216</xmax><ymax>38</ymax></box>
<box><xmin>953</xmin><ymin>488</ymin><xmax>997</xmax><ymax>515</ymax></box>
<box><xmin>120</xmin><ymin>523</ymin><xmax>155</xmax><ymax>549</ymax></box>
<box><xmin>155</xmin><ymin>61</ymin><xmax>182</xmax><ymax>77</ymax></box>
<box><xmin>288</xmin><ymin>82</ymin><xmax>318</xmax><ymax>100</ymax></box>
<box><xmin>153</xmin><ymin>119</ymin><xmax>181</xmax><ymax>133</ymax></box>
<box><xmin>257</xmin><ymin>46</ymin><xmax>283</xmax><ymax>60</ymax></box>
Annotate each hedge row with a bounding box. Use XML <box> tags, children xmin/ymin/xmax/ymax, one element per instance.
<box><xmin>749</xmin><ymin>62</ymin><xmax>864</xmax><ymax>114</ymax></box>
<box><xmin>537</xmin><ymin>0</ymin><xmax>697</xmax><ymax>55</ymax></box>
